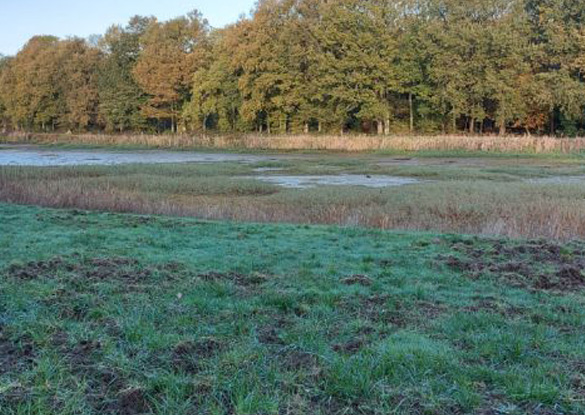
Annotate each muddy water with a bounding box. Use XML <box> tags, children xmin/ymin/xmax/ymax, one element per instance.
<box><xmin>0</xmin><ymin>145</ymin><xmax>283</xmax><ymax>166</ymax></box>
<box><xmin>246</xmin><ymin>174</ymin><xmax>423</xmax><ymax>188</ymax></box>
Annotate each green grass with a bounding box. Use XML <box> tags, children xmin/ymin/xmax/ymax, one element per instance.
<box><xmin>1</xmin><ymin>204</ymin><xmax>584</xmax><ymax>414</ymax></box>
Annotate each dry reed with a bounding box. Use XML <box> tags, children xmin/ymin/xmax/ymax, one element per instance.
<box><xmin>4</xmin><ymin>132</ymin><xmax>585</xmax><ymax>154</ymax></box>
<box><xmin>3</xmin><ymin>172</ymin><xmax>585</xmax><ymax>240</ymax></box>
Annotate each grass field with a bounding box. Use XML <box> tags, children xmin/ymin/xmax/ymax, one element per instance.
<box><xmin>1</xmin><ymin>204</ymin><xmax>584</xmax><ymax>415</ymax></box>
<box><xmin>3</xmin><ymin>153</ymin><xmax>585</xmax><ymax>239</ymax></box>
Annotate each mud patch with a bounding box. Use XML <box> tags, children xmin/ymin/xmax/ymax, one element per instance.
<box><xmin>258</xmin><ymin>326</ymin><xmax>286</xmax><ymax>345</ymax></box>
<box><xmin>340</xmin><ymin>295</ymin><xmax>447</xmax><ymax>329</ymax></box>
<box><xmin>35</xmin><ymin>210</ymin><xmax>101</xmax><ymax>226</ymax></box>
<box><xmin>332</xmin><ymin>338</ymin><xmax>367</xmax><ymax>354</ymax></box>
<box><xmin>462</xmin><ymin>296</ymin><xmax>526</xmax><ymax>317</ymax></box>
<box><xmin>52</xmin><ymin>333</ymin><xmax>135</xmax><ymax>414</ymax></box>
<box><xmin>198</xmin><ymin>271</ymin><xmax>269</xmax><ymax>287</ymax></box>
<box><xmin>171</xmin><ymin>338</ymin><xmax>224</xmax><ymax>373</ymax></box>
<box><xmin>0</xmin><ymin>328</ymin><xmax>36</xmax><ymax>376</ymax></box>
<box><xmin>257</xmin><ymin>316</ymin><xmax>292</xmax><ymax>345</ymax></box>
<box><xmin>279</xmin><ymin>350</ymin><xmax>321</xmax><ymax>375</ymax></box>
<box><xmin>341</xmin><ymin>274</ymin><xmax>373</xmax><ymax>287</ymax></box>
<box><xmin>442</xmin><ymin>239</ymin><xmax>585</xmax><ymax>292</ymax></box>
<box><xmin>117</xmin><ymin>387</ymin><xmax>150</xmax><ymax>415</ymax></box>
<box><xmin>4</xmin><ymin>255</ymin><xmax>186</xmax><ymax>285</ymax></box>
<box><xmin>0</xmin><ymin>385</ymin><xmax>31</xmax><ymax>407</ymax></box>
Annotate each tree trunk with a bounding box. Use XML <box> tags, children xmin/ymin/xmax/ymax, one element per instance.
<box><xmin>499</xmin><ymin>119</ymin><xmax>506</xmax><ymax>136</ymax></box>
<box><xmin>377</xmin><ymin>120</ymin><xmax>384</xmax><ymax>135</ymax></box>
<box><xmin>409</xmin><ymin>93</ymin><xmax>414</xmax><ymax>133</ymax></box>
<box><xmin>318</xmin><ymin>121</ymin><xmax>322</xmax><ymax>133</ymax></box>
<box><xmin>304</xmin><ymin>122</ymin><xmax>309</xmax><ymax>134</ymax></box>
<box><xmin>469</xmin><ymin>117</ymin><xmax>475</xmax><ymax>134</ymax></box>
<box><xmin>550</xmin><ymin>111</ymin><xmax>555</xmax><ymax>135</ymax></box>
<box><xmin>385</xmin><ymin>118</ymin><xmax>391</xmax><ymax>135</ymax></box>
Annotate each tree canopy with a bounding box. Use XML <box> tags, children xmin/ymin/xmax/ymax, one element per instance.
<box><xmin>1</xmin><ymin>0</ymin><xmax>585</xmax><ymax>135</ymax></box>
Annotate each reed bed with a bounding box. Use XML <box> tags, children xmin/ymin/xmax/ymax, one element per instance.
<box><xmin>3</xmin><ymin>164</ymin><xmax>585</xmax><ymax>240</ymax></box>
<box><xmin>4</xmin><ymin>132</ymin><xmax>585</xmax><ymax>153</ymax></box>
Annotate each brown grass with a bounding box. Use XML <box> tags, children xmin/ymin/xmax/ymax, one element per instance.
<box><xmin>4</xmin><ymin>132</ymin><xmax>585</xmax><ymax>153</ymax></box>
<box><xmin>3</xmin><ymin>167</ymin><xmax>585</xmax><ymax>240</ymax></box>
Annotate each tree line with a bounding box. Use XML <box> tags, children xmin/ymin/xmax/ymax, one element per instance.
<box><xmin>1</xmin><ymin>0</ymin><xmax>585</xmax><ymax>136</ymax></box>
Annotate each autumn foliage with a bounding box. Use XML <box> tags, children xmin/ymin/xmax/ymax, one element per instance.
<box><xmin>1</xmin><ymin>0</ymin><xmax>585</xmax><ymax>136</ymax></box>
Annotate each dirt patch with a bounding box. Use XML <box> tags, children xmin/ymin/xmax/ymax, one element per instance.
<box><xmin>258</xmin><ymin>326</ymin><xmax>286</xmax><ymax>345</ymax></box>
<box><xmin>41</xmin><ymin>287</ymin><xmax>99</xmax><ymax>321</ymax></box>
<box><xmin>442</xmin><ymin>239</ymin><xmax>585</xmax><ymax>292</ymax></box>
<box><xmin>50</xmin><ymin>332</ymin><xmax>133</xmax><ymax>414</ymax></box>
<box><xmin>340</xmin><ymin>295</ymin><xmax>447</xmax><ymax>329</ymax></box>
<box><xmin>171</xmin><ymin>338</ymin><xmax>224</xmax><ymax>373</ymax></box>
<box><xmin>257</xmin><ymin>316</ymin><xmax>292</xmax><ymax>346</ymax></box>
<box><xmin>117</xmin><ymin>387</ymin><xmax>150</xmax><ymax>415</ymax></box>
<box><xmin>332</xmin><ymin>338</ymin><xmax>367</xmax><ymax>354</ymax></box>
<box><xmin>198</xmin><ymin>271</ymin><xmax>269</xmax><ymax>287</ymax></box>
<box><xmin>4</xmin><ymin>255</ymin><xmax>185</xmax><ymax>285</ymax></box>
<box><xmin>69</xmin><ymin>339</ymin><xmax>102</xmax><ymax>366</ymax></box>
<box><xmin>280</xmin><ymin>350</ymin><xmax>321</xmax><ymax>376</ymax></box>
<box><xmin>462</xmin><ymin>296</ymin><xmax>526</xmax><ymax>317</ymax></box>
<box><xmin>341</xmin><ymin>274</ymin><xmax>373</xmax><ymax>287</ymax></box>
<box><xmin>0</xmin><ymin>327</ymin><xmax>36</xmax><ymax>376</ymax></box>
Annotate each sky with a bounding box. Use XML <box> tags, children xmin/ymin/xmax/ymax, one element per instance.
<box><xmin>0</xmin><ymin>0</ymin><xmax>257</xmax><ymax>56</ymax></box>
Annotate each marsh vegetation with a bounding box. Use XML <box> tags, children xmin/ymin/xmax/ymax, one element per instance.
<box><xmin>2</xmin><ymin>152</ymin><xmax>585</xmax><ymax>239</ymax></box>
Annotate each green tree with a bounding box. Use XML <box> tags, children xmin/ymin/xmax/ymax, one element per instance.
<box><xmin>183</xmin><ymin>30</ymin><xmax>242</xmax><ymax>132</ymax></box>
<box><xmin>98</xmin><ymin>17</ymin><xmax>152</xmax><ymax>132</ymax></box>
<box><xmin>133</xmin><ymin>11</ymin><xmax>210</xmax><ymax>132</ymax></box>
<box><xmin>0</xmin><ymin>55</ymin><xmax>11</xmax><ymax>132</ymax></box>
<box><xmin>55</xmin><ymin>38</ymin><xmax>102</xmax><ymax>130</ymax></box>
<box><xmin>524</xmin><ymin>0</ymin><xmax>585</xmax><ymax>134</ymax></box>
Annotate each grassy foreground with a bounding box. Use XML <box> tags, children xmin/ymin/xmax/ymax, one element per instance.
<box><xmin>1</xmin><ymin>204</ymin><xmax>584</xmax><ymax>414</ymax></box>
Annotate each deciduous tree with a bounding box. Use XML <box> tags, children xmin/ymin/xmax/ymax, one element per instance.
<box><xmin>133</xmin><ymin>11</ymin><xmax>210</xmax><ymax>132</ymax></box>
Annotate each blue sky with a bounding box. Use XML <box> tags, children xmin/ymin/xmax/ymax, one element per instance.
<box><xmin>0</xmin><ymin>0</ymin><xmax>257</xmax><ymax>56</ymax></box>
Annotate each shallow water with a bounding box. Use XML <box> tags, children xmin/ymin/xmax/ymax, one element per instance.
<box><xmin>0</xmin><ymin>145</ymin><xmax>282</xmax><ymax>166</ymax></box>
<box><xmin>253</xmin><ymin>167</ymin><xmax>286</xmax><ymax>172</ymax></box>
<box><xmin>527</xmin><ymin>176</ymin><xmax>585</xmax><ymax>185</ymax></box>
<box><xmin>245</xmin><ymin>174</ymin><xmax>423</xmax><ymax>188</ymax></box>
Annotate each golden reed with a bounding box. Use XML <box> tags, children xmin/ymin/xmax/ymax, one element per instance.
<box><xmin>4</xmin><ymin>132</ymin><xmax>585</xmax><ymax>153</ymax></box>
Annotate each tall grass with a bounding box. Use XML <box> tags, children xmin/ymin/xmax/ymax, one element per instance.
<box><xmin>3</xmin><ymin>165</ymin><xmax>585</xmax><ymax>240</ymax></box>
<box><xmin>4</xmin><ymin>132</ymin><xmax>585</xmax><ymax>153</ymax></box>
